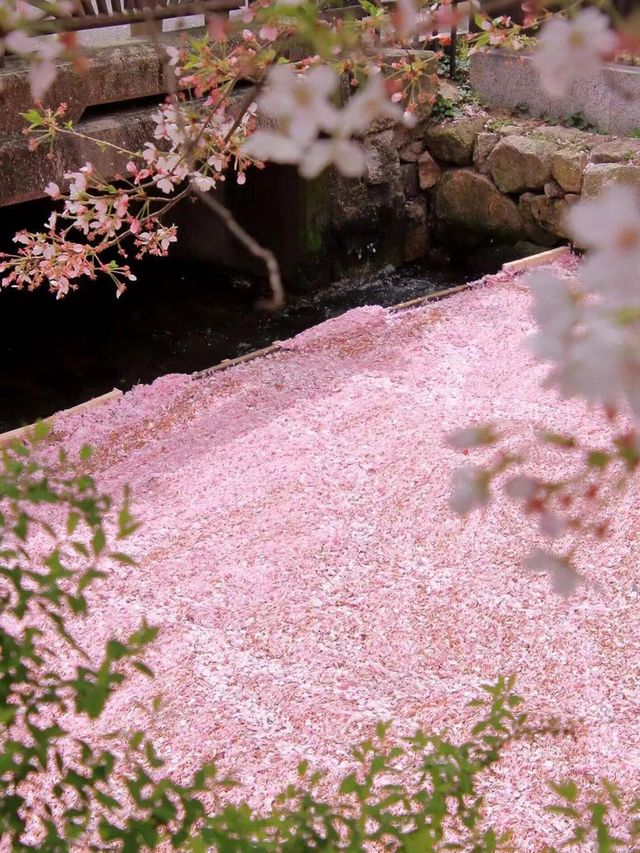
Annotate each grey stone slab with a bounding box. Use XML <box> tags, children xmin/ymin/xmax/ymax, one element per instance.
<box><xmin>470</xmin><ymin>49</ymin><xmax>640</xmax><ymax>136</ymax></box>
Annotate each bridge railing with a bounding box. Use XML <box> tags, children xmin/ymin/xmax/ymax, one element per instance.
<box><xmin>12</xmin><ymin>0</ymin><xmax>243</xmax><ymax>34</ymax></box>
<box><xmin>3</xmin><ymin>0</ymin><xmax>464</xmax><ymax>76</ymax></box>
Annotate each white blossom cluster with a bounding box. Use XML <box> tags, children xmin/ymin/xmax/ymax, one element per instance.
<box><xmin>529</xmin><ymin>186</ymin><xmax>640</xmax><ymax>416</ymax></box>
<box><xmin>242</xmin><ymin>65</ymin><xmax>407</xmax><ymax>178</ymax></box>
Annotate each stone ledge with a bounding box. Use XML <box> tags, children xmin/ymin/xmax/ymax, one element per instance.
<box><xmin>0</xmin><ymin>86</ymin><xmax>256</xmax><ymax>207</ymax></box>
<box><xmin>470</xmin><ymin>49</ymin><xmax>640</xmax><ymax>135</ymax></box>
<box><xmin>0</xmin><ymin>28</ymin><xmax>205</xmax><ymax>136</ymax></box>
<box><xmin>0</xmin><ymin>105</ymin><xmax>158</xmax><ymax>207</ymax></box>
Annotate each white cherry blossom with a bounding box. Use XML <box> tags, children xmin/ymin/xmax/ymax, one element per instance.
<box><xmin>527</xmin><ymin>270</ymin><xmax>577</xmax><ymax>361</ymax></box>
<box><xmin>532</xmin><ymin>8</ymin><xmax>617</xmax><ymax>98</ymax></box>
<box><xmin>447</xmin><ymin>425</ymin><xmax>497</xmax><ymax>449</ymax></box>
<box><xmin>241</xmin><ymin>130</ymin><xmax>304</xmax><ymax>164</ymax></box>
<box><xmin>299</xmin><ymin>138</ymin><xmax>366</xmax><ymax>179</ymax></box>
<box><xmin>259</xmin><ymin>64</ymin><xmax>339</xmax><ymax>143</ymax></box>
<box><xmin>340</xmin><ymin>74</ymin><xmax>405</xmax><ymax>136</ymax></box>
<box><xmin>568</xmin><ymin>185</ymin><xmax>640</xmax><ymax>305</ymax></box>
<box><xmin>524</xmin><ymin>548</ymin><xmax>584</xmax><ymax>598</ymax></box>
<box><xmin>394</xmin><ymin>0</ymin><xmax>418</xmax><ymax>37</ymax></box>
<box><xmin>5</xmin><ymin>31</ymin><xmax>64</xmax><ymax>99</ymax></box>
<box><xmin>505</xmin><ymin>475</ymin><xmax>538</xmax><ymax>500</ymax></box>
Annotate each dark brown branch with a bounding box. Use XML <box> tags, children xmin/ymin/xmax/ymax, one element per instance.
<box><xmin>193</xmin><ymin>186</ymin><xmax>285</xmax><ymax>310</ymax></box>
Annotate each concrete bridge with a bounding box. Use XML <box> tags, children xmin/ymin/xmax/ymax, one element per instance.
<box><xmin>0</xmin><ymin>5</ymin><xmax>284</xmax><ymax>275</ymax></box>
<box><xmin>0</xmin><ymin>6</ymin><xmax>438</xmax><ymax>282</ymax></box>
<box><xmin>0</xmin><ymin>9</ymin><xmax>237</xmax><ymax>208</ymax></box>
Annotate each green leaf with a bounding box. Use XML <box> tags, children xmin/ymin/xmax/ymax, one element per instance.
<box><xmin>404</xmin><ymin>827</ymin><xmax>434</xmax><ymax>853</ymax></box>
<box><xmin>92</xmin><ymin>528</ymin><xmax>106</xmax><ymax>556</ymax></box>
<box><xmin>109</xmin><ymin>551</ymin><xmax>136</xmax><ymax>566</ymax></box>
<box><xmin>539</xmin><ymin>431</ymin><xmax>577</xmax><ymax>448</ymax></box>
<box><xmin>32</xmin><ymin>421</ymin><xmax>52</xmax><ymax>442</ymax></box>
<box><xmin>21</xmin><ymin>108</ymin><xmax>45</xmax><ymax>126</ymax></box>
<box><xmin>587</xmin><ymin>450</ymin><xmax>610</xmax><ymax>469</ymax></box>
<box><xmin>132</xmin><ymin>661</ymin><xmax>154</xmax><ymax>678</ymax></box>
<box><xmin>550</xmin><ymin>779</ymin><xmax>579</xmax><ymax>803</ymax></box>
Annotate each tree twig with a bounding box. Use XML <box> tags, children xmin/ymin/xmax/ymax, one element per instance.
<box><xmin>143</xmin><ymin>10</ymin><xmax>285</xmax><ymax>310</ymax></box>
<box><xmin>193</xmin><ymin>186</ymin><xmax>285</xmax><ymax>309</ymax></box>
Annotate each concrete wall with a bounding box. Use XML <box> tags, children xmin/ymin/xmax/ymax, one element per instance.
<box><xmin>0</xmin><ymin>45</ymin><xmax>439</xmax><ymax>287</ymax></box>
<box><xmin>470</xmin><ymin>49</ymin><xmax>640</xmax><ymax>136</ymax></box>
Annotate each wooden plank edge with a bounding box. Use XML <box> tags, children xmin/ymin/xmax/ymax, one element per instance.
<box><xmin>192</xmin><ymin>343</ymin><xmax>283</xmax><ymax>379</ymax></box>
<box><xmin>389</xmin><ymin>282</ymin><xmax>475</xmax><ymax>313</ymax></box>
<box><xmin>502</xmin><ymin>245</ymin><xmax>571</xmax><ymax>274</ymax></box>
<box><xmin>0</xmin><ymin>388</ymin><xmax>123</xmax><ymax>447</ymax></box>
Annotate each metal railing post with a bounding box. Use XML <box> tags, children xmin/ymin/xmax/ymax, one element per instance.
<box><xmin>448</xmin><ymin>0</ymin><xmax>458</xmax><ymax>77</ymax></box>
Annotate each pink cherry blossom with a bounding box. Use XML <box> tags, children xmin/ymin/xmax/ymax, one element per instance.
<box><xmin>449</xmin><ymin>464</ymin><xmax>490</xmax><ymax>515</ymax></box>
<box><xmin>524</xmin><ymin>548</ymin><xmax>584</xmax><ymax>598</ymax></box>
<box><xmin>44</xmin><ymin>182</ymin><xmax>60</xmax><ymax>199</ymax></box>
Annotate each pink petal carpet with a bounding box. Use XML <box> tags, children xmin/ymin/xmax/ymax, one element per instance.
<box><xmin>46</xmin><ymin>259</ymin><xmax>640</xmax><ymax>848</ymax></box>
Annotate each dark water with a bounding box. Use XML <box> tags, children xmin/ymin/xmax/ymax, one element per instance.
<box><xmin>0</xmin><ymin>256</ymin><xmax>477</xmax><ymax>433</ymax></box>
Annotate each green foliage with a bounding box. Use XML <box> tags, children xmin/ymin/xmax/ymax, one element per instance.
<box><xmin>194</xmin><ymin>675</ymin><xmax>566</xmax><ymax>851</ymax></box>
<box><xmin>546</xmin><ymin>779</ymin><xmax>640</xmax><ymax>851</ymax></box>
<box><xmin>431</xmin><ymin>93</ymin><xmax>461</xmax><ymax>122</ymax></box>
<box><xmin>486</xmin><ymin>117</ymin><xmax>515</xmax><ymax>132</ymax></box>
<box><xmin>562</xmin><ymin>111</ymin><xmax>601</xmax><ymax>133</ymax></box>
<box><xmin>0</xmin><ymin>428</ymin><xmax>222</xmax><ymax>850</ymax></box>
<box><xmin>356</xmin><ymin>0</ymin><xmax>385</xmax><ymax>19</ymax></box>
<box><xmin>1</xmin><ymin>432</ymin><xmax>637</xmax><ymax>850</ymax></box>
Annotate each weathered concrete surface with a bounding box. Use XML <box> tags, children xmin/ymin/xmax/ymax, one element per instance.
<box><xmin>0</xmin><ymin>105</ymin><xmax>157</xmax><ymax>207</ymax></box>
<box><xmin>0</xmin><ymin>30</ymin><xmax>199</xmax><ymax>136</ymax></box>
<box><xmin>0</xmin><ymin>86</ymin><xmax>260</xmax><ymax>209</ymax></box>
<box><xmin>0</xmin><ymin>29</ymin><xmax>211</xmax><ymax>207</ymax></box>
<box><xmin>470</xmin><ymin>49</ymin><xmax>640</xmax><ymax>135</ymax></box>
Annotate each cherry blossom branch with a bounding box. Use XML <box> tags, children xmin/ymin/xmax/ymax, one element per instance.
<box><xmin>192</xmin><ymin>185</ymin><xmax>284</xmax><ymax>309</ymax></box>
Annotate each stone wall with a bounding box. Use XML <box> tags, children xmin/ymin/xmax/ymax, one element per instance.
<box><xmin>6</xmin><ymin>38</ymin><xmax>633</xmax><ymax>284</ymax></box>
<box><xmin>176</xmin><ymin>109</ymin><xmax>640</xmax><ymax>284</ymax></box>
<box><xmin>347</xmin><ymin>113</ymin><xmax>640</xmax><ymax>268</ymax></box>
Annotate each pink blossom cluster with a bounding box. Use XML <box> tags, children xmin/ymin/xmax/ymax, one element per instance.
<box><xmin>0</xmin><ymin>97</ymin><xmax>254</xmax><ymax>296</ymax></box>
<box><xmin>0</xmin><ymin>225</ymin><xmax>136</xmax><ymax>298</ymax></box>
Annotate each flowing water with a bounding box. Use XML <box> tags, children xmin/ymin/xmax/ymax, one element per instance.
<box><xmin>0</xmin><ymin>256</ymin><xmax>481</xmax><ymax>433</ymax></box>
